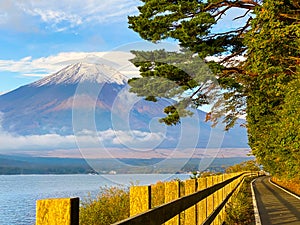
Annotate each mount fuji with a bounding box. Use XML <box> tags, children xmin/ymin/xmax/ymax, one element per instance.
<box><xmin>0</xmin><ymin>63</ymin><xmax>128</xmax><ymax>135</ymax></box>
<box><xmin>32</xmin><ymin>63</ymin><xmax>127</xmax><ymax>86</ymax></box>
<box><xmin>0</xmin><ymin>63</ymin><xmax>249</xmax><ymax>152</ymax></box>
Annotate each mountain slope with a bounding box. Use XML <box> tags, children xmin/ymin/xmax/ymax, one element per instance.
<box><xmin>0</xmin><ymin>63</ymin><xmax>249</xmax><ymax>148</ymax></box>
<box><xmin>0</xmin><ymin>63</ymin><xmax>128</xmax><ymax>135</ymax></box>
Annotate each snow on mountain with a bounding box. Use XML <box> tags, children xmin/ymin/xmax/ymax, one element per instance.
<box><xmin>31</xmin><ymin>62</ymin><xmax>128</xmax><ymax>87</ymax></box>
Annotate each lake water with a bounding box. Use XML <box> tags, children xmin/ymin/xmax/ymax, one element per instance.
<box><xmin>0</xmin><ymin>174</ymin><xmax>190</xmax><ymax>225</ymax></box>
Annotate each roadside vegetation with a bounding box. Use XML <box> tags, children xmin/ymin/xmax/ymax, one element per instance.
<box><xmin>223</xmin><ymin>161</ymin><xmax>259</xmax><ymax>225</ymax></box>
<box><xmin>225</xmin><ymin>160</ymin><xmax>260</xmax><ymax>173</ymax></box>
<box><xmin>79</xmin><ymin>186</ymin><xmax>130</xmax><ymax>225</ymax></box>
<box><xmin>79</xmin><ymin>160</ymin><xmax>260</xmax><ymax>225</ymax></box>
<box><xmin>271</xmin><ymin>177</ymin><xmax>300</xmax><ymax>196</ymax></box>
<box><xmin>224</xmin><ymin>177</ymin><xmax>255</xmax><ymax>225</ymax></box>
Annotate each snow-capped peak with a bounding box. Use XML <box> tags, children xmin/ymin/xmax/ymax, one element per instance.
<box><xmin>31</xmin><ymin>63</ymin><xmax>128</xmax><ymax>86</ymax></box>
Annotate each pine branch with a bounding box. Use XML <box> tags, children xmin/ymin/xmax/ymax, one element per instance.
<box><xmin>204</xmin><ymin>0</ymin><xmax>260</xmax><ymax>12</ymax></box>
<box><xmin>219</xmin><ymin>48</ymin><xmax>247</xmax><ymax>65</ymax></box>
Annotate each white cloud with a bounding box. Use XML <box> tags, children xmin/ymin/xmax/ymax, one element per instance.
<box><xmin>24</xmin><ymin>8</ymin><xmax>83</xmax><ymax>32</ymax></box>
<box><xmin>73</xmin><ymin>129</ymin><xmax>167</xmax><ymax>150</ymax></box>
<box><xmin>0</xmin><ymin>126</ymin><xmax>166</xmax><ymax>153</ymax></box>
<box><xmin>30</xmin><ymin>9</ymin><xmax>83</xmax><ymax>26</ymax></box>
<box><xmin>107</xmin><ymin>129</ymin><xmax>166</xmax><ymax>148</ymax></box>
<box><xmin>0</xmin><ymin>51</ymin><xmax>139</xmax><ymax>79</ymax></box>
<box><xmin>0</xmin><ymin>132</ymin><xmax>76</xmax><ymax>150</ymax></box>
<box><xmin>0</xmin><ymin>0</ymin><xmax>140</xmax><ymax>32</ymax></box>
<box><xmin>0</xmin><ymin>129</ymin><xmax>164</xmax><ymax>152</ymax></box>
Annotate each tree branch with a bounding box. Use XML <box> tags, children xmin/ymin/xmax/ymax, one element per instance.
<box><xmin>234</xmin><ymin>9</ymin><xmax>252</xmax><ymax>20</ymax></box>
<box><xmin>190</xmin><ymin>83</ymin><xmax>206</xmax><ymax>99</ymax></box>
<box><xmin>279</xmin><ymin>13</ymin><xmax>300</xmax><ymax>21</ymax></box>
<box><xmin>221</xmin><ymin>67</ymin><xmax>245</xmax><ymax>75</ymax></box>
<box><xmin>220</xmin><ymin>48</ymin><xmax>247</xmax><ymax>65</ymax></box>
<box><xmin>204</xmin><ymin>0</ymin><xmax>260</xmax><ymax>12</ymax></box>
<box><xmin>212</xmin><ymin>6</ymin><xmax>231</xmax><ymax>18</ymax></box>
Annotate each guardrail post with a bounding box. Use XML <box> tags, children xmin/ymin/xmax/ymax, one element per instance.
<box><xmin>36</xmin><ymin>197</ymin><xmax>79</xmax><ymax>225</ymax></box>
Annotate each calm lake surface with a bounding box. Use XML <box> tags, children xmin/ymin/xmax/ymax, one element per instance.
<box><xmin>0</xmin><ymin>174</ymin><xmax>189</xmax><ymax>225</ymax></box>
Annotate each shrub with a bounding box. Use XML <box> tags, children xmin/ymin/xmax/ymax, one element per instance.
<box><xmin>224</xmin><ymin>177</ymin><xmax>255</xmax><ymax>225</ymax></box>
<box><xmin>80</xmin><ymin>186</ymin><xmax>130</xmax><ymax>225</ymax></box>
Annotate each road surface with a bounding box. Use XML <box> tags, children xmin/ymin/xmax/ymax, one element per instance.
<box><xmin>252</xmin><ymin>176</ymin><xmax>300</xmax><ymax>225</ymax></box>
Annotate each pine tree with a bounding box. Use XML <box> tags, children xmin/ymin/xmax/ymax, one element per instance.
<box><xmin>128</xmin><ymin>0</ymin><xmax>300</xmax><ymax>178</ymax></box>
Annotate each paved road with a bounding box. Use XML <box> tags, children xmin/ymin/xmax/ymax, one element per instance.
<box><xmin>252</xmin><ymin>176</ymin><xmax>300</xmax><ymax>225</ymax></box>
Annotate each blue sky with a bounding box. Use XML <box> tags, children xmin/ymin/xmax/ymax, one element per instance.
<box><xmin>0</xmin><ymin>0</ymin><xmax>145</xmax><ymax>93</ymax></box>
<box><xmin>0</xmin><ymin>1</ymin><xmax>250</xmax><ymax>155</ymax></box>
<box><xmin>0</xmin><ymin>1</ymin><xmax>250</xmax><ymax>94</ymax></box>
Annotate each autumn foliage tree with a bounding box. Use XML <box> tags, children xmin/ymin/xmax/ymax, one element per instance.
<box><xmin>128</xmin><ymin>0</ymin><xmax>300</xmax><ymax>179</ymax></box>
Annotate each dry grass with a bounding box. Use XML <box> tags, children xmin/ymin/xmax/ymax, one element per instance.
<box><xmin>80</xmin><ymin>186</ymin><xmax>130</xmax><ymax>225</ymax></box>
<box><xmin>271</xmin><ymin>177</ymin><xmax>300</xmax><ymax>196</ymax></box>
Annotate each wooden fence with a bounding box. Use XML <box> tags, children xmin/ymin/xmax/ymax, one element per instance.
<box><xmin>36</xmin><ymin>172</ymin><xmax>258</xmax><ymax>225</ymax></box>
<box><xmin>113</xmin><ymin>172</ymin><xmax>258</xmax><ymax>225</ymax></box>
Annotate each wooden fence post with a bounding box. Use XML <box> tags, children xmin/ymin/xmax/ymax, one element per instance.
<box><xmin>197</xmin><ymin>177</ymin><xmax>207</xmax><ymax>224</ymax></box>
<box><xmin>212</xmin><ymin>175</ymin><xmax>218</xmax><ymax>225</ymax></box>
<box><xmin>224</xmin><ymin>174</ymin><xmax>231</xmax><ymax>198</ymax></box>
<box><xmin>36</xmin><ymin>197</ymin><xmax>79</xmax><ymax>225</ymax></box>
<box><xmin>217</xmin><ymin>175</ymin><xmax>224</xmax><ymax>224</ymax></box>
<box><xmin>165</xmin><ymin>181</ymin><xmax>180</xmax><ymax>225</ymax></box>
<box><xmin>151</xmin><ymin>181</ymin><xmax>165</xmax><ymax>208</ymax></box>
<box><xmin>206</xmin><ymin>176</ymin><xmax>214</xmax><ymax>219</ymax></box>
<box><xmin>183</xmin><ymin>179</ymin><xmax>197</xmax><ymax>225</ymax></box>
<box><xmin>130</xmin><ymin>186</ymin><xmax>151</xmax><ymax>216</ymax></box>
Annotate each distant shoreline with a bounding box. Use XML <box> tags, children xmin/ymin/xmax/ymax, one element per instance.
<box><xmin>0</xmin><ymin>154</ymin><xmax>254</xmax><ymax>175</ymax></box>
